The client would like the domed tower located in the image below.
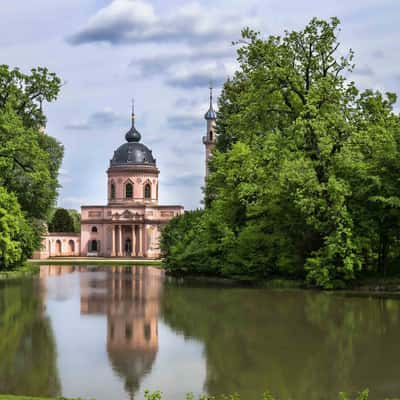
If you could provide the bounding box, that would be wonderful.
[107,103,159,205]
[79,101,183,259]
[202,86,217,178]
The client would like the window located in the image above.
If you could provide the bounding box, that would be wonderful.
[91,226,98,233]
[110,183,116,200]
[125,183,133,199]
[144,183,151,199]
[91,240,98,252]
[209,130,213,141]
[144,323,151,341]
[125,322,132,340]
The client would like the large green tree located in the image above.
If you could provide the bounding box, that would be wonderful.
[0,188,34,270]
[0,65,64,268]
[161,18,400,288]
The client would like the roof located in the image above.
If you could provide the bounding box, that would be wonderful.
[110,108,156,167]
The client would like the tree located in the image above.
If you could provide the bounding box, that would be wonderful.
[67,209,81,233]
[0,65,63,267]
[0,187,35,270]
[48,208,75,233]
[162,18,400,288]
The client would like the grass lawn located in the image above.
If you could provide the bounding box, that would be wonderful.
[0,263,39,281]
[0,396,83,400]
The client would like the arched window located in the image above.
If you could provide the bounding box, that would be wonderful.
[125,183,133,199]
[144,183,151,199]
[91,226,98,233]
[209,130,213,141]
[68,240,75,254]
[56,240,62,256]
[110,183,116,200]
[91,240,98,252]
[125,322,132,340]
[144,323,151,341]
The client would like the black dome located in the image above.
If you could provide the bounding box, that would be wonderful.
[110,107,156,166]
[111,142,156,166]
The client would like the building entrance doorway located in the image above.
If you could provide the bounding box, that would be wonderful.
[125,239,132,256]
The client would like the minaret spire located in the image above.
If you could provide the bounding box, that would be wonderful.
[203,85,217,178]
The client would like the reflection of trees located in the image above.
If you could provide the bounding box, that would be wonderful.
[161,283,400,400]
[0,279,60,397]
[80,266,163,400]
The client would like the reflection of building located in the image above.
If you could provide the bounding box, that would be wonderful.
[80,266,163,399]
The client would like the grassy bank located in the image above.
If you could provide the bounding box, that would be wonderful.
[165,269,400,293]
[0,390,371,400]
[0,396,82,400]
[1,259,162,281]
[27,259,162,267]
[0,263,39,281]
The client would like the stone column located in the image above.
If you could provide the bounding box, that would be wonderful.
[138,225,143,257]
[143,225,147,258]
[118,225,123,257]
[111,225,116,256]
[132,225,136,257]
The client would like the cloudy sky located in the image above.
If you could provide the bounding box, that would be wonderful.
[2,0,399,210]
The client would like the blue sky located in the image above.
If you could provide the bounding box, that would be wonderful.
[2,0,399,210]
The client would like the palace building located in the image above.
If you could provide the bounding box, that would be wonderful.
[34,89,217,259]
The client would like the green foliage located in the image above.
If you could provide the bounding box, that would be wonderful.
[0,392,374,400]
[161,18,400,288]
[48,208,76,233]
[0,188,35,270]
[0,279,61,397]
[67,209,81,233]
[142,391,370,400]
[0,65,63,269]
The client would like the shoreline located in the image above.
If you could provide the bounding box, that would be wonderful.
[3,262,400,294]
[27,258,162,266]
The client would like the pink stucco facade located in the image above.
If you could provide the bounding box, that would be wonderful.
[34,233,81,259]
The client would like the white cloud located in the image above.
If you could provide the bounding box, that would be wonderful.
[3,0,400,212]
[65,108,126,130]
[68,0,261,46]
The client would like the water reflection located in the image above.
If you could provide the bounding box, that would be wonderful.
[40,265,163,400]
[0,277,60,397]
[81,267,162,399]
[3,266,400,400]
[161,283,400,400]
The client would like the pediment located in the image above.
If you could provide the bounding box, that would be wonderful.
[122,210,134,219]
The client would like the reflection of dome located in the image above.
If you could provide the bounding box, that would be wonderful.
[108,348,157,397]
[80,267,163,399]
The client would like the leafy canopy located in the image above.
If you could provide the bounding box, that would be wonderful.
[161,18,400,288]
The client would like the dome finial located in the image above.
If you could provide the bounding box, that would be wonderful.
[131,98,135,126]
[125,99,141,142]
[209,82,213,108]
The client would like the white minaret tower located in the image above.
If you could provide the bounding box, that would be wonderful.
[202,86,217,178]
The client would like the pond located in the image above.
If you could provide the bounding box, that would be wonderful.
[0,265,400,400]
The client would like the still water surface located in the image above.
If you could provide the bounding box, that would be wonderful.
[0,265,400,400]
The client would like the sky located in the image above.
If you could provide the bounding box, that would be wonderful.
[1,0,399,210]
